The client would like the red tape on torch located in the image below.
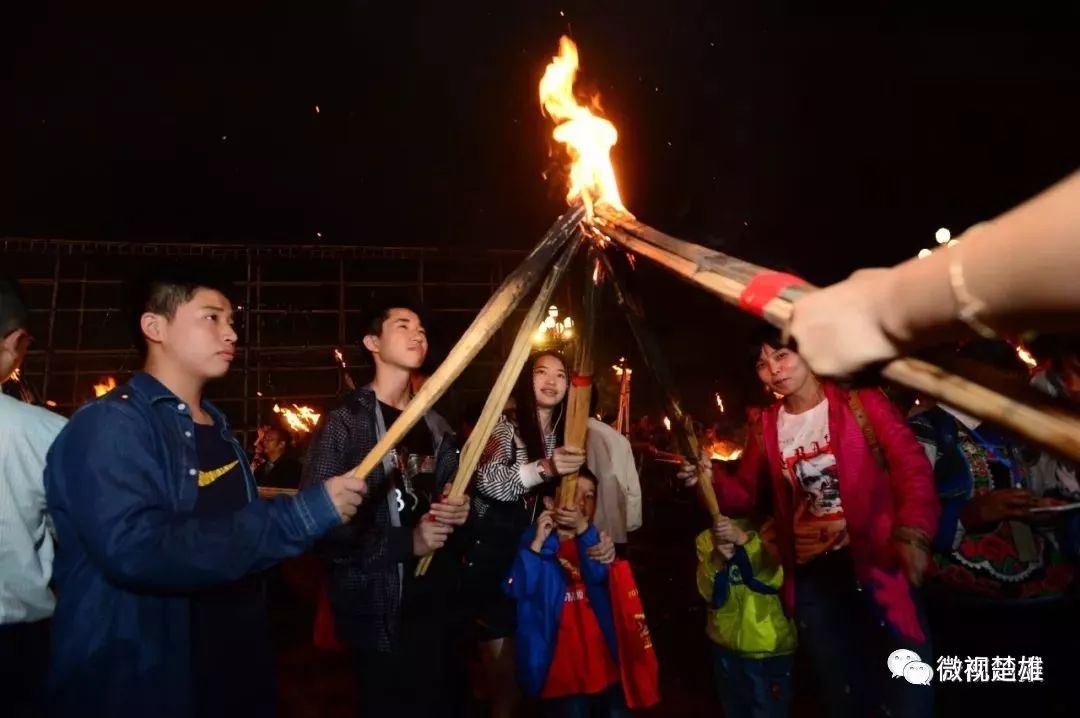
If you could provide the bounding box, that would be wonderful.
[737,272,806,317]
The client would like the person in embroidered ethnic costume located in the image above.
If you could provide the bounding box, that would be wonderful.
[911,340,1078,715]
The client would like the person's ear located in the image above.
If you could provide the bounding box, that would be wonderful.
[362,334,379,355]
[140,312,166,347]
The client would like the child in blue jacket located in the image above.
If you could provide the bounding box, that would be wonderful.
[504,472,630,717]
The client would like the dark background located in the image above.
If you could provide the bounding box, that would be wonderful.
[4,2,1080,418]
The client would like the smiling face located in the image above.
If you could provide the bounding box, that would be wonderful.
[364,308,428,371]
[755,342,813,398]
[532,353,569,409]
[142,288,237,380]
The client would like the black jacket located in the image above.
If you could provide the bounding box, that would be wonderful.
[254,453,303,489]
[301,387,461,652]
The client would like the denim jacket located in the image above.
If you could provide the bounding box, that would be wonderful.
[44,372,341,717]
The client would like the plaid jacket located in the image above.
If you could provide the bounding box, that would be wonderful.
[301,387,458,652]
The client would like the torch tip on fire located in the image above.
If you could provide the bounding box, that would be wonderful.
[540,35,625,219]
[273,403,322,434]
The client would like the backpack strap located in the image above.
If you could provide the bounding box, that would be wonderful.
[846,389,886,471]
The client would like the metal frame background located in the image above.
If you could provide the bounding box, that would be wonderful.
[3,237,536,443]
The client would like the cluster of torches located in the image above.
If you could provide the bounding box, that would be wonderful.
[0,36,1044,456]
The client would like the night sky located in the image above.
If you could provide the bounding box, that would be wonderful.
[5,2,1080,415]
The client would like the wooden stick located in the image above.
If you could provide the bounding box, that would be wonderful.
[415,233,584,576]
[559,253,601,508]
[595,205,1080,462]
[348,206,585,484]
[598,249,721,520]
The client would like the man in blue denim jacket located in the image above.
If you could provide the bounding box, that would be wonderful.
[44,267,367,718]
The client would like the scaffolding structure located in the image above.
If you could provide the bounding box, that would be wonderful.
[2,236,529,442]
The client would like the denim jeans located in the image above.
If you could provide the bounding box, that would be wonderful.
[794,550,934,718]
[541,683,632,718]
[713,648,794,718]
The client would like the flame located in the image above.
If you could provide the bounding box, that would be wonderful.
[333,348,347,368]
[612,360,632,377]
[709,444,744,462]
[273,403,322,434]
[540,36,624,218]
[93,376,118,397]
[702,429,742,461]
[1016,345,1038,370]
[715,393,725,413]
[45,400,58,408]
[663,416,671,432]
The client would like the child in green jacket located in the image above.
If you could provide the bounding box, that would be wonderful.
[696,516,796,718]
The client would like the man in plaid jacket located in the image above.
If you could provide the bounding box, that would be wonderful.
[303,300,470,717]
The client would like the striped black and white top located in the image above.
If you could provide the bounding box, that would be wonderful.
[472,415,557,516]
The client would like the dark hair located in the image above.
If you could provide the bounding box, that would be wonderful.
[126,264,234,357]
[264,425,292,447]
[513,350,569,461]
[0,278,29,338]
[359,297,427,363]
[746,324,787,367]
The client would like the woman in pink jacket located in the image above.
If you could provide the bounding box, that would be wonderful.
[682,329,939,717]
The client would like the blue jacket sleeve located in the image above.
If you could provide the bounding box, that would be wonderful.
[505,531,559,600]
[575,524,610,588]
[48,402,341,593]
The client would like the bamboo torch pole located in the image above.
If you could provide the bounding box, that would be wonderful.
[594,205,1080,462]
[348,206,585,483]
[558,252,601,508]
[597,250,722,520]
[415,233,584,576]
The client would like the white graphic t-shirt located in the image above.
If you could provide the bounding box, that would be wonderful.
[777,399,849,563]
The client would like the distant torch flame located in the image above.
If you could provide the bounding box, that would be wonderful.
[540,36,624,219]
[273,403,321,434]
[663,416,672,432]
[1016,345,1038,370]
[333,348,346,367]
[93,377,118,397]
[708,442,744,462]
[715,393,725,413]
